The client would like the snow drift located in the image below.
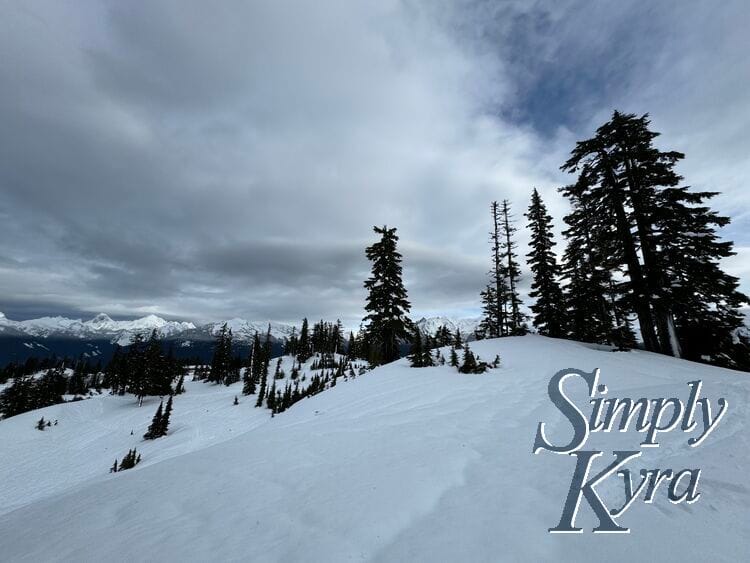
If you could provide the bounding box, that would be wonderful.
[0,336,748,561]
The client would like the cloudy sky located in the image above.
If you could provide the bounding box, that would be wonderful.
[1,0,748,327]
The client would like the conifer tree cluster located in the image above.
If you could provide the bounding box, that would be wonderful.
[143,396,173,439]
[479,201,527,338]
[408,330,435,368]
[362,226,413,365]
[112,448,141,472]
[0,367,68,419]
[104,330,182,404]
[556,111,749,368]
[208,324,239,385]
[454,343,494,374]
[36,416,53,430]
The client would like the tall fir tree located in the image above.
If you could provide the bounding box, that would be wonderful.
[480,201,507,338]
[208,324,232,384]
[525,188,566,337]
[143,400,164,440]
[561,111,748,367]
[298,318,311,362]
[500,200,526,334]
[362,226,412,365]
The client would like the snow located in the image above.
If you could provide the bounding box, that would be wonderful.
[416,315,482,336]
[206,318,297,341]
[0,312,299,344]
[0,312,195,341]
[0,336,748,561]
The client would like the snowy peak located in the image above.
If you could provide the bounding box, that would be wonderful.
[0,313,196,342]
[206,318,296,341]
[416,316,482,337]
[0,312,294,345]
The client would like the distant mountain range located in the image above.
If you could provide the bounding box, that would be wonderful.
[0,312,480,364]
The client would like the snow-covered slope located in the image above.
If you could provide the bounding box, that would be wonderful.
[0,336,748,561]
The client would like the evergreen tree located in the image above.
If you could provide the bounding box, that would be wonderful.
[478,284,501,339]
[255,361,268,408]
[458,345,478,374]
[561,110,749,366]
[0,377,35,418]
[409,330,424,368]
[298,318,311,362]
[174,374,185,395]
[480,201,508,338]
[159,395,173,437]
[67,361,88,396]
[143,329,173,396]
[126,332,147,405]
[500,200,526,334]
[143,400,164,440]
[525,188,566,337]
[449,346,459,368]
[362,226,413,365]
[208,324,232,384]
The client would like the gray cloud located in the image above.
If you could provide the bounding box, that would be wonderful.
[1,0,748,327]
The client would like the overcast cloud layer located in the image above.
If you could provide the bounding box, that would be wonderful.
[1,0,748,327]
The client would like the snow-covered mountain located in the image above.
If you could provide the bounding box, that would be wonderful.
[2,335,747,561]
[0,312,195,342]
[203,318,297,341]
[0,312,299,345]
[415,315,482,337]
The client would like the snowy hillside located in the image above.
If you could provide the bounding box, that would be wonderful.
[1,336,748,561]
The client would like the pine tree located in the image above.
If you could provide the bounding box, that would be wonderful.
[561,111,749,366]
[143,400,164,440]
[458,344,479,374]
[525,188,566,337]
[500,200,526,334]
[126,332,148,405]
[559,190,621,345]
[478,284,500,339]
[409,330,424,367]
[67,361,88,396]
[449,346,459,368]
[267,380,277,412]
[255,362,268,408]
[208,324,232,384]
[481,201,508,338]
[298,318,311,362]
[174,374,185,395]
[362,226,413,365]
[159,395,173,437]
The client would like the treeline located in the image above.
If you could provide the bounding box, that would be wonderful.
[0,358,107,419]
[0,329,189,419]
[203,319,367,416]
[477,112,750,369]
[356,112,749,372]
[104,330,185,404]
[520,111,748,370]
[0,355,102,386]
